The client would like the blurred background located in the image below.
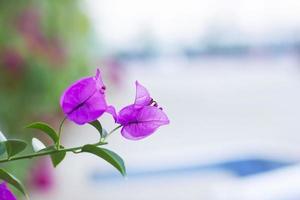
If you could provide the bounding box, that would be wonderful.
[1,0,300,199]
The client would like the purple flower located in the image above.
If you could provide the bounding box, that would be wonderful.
[29,158,54,192]
[60,69,116,125]
[0,182,17,200]
[1,49,24,73]
[117,81,169,140]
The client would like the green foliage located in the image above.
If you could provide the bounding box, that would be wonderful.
[0,118,127,199]
[0,168,28,199]
[0,0,91,137]
[89,120,103,138]
[0,143,5,156]
[4,140,27,158]
[0,1,92,194]
[50,150,66,168]
[26,122,58,144]
[82,144,126,176]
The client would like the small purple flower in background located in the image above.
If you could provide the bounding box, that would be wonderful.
[0,182,17,200]
[60,69,116,125]
[15,7,67,66]
[1,49,24,73]
[117,81,169,140]
[29,158,54,192]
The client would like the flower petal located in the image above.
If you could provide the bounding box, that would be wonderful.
[60,77,96,114]
[0,182,17,200]
[121,106,169,140]
[60,69,108,124]
[117,104,140,125]
[94,68,105,92]
[134,81,152,107]
[106,105,118,122]
[66,92,107,125]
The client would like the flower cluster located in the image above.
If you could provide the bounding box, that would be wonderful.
[0,68,169,199]
[60,69,170,140]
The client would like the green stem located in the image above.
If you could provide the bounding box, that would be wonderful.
[57,116,67,149]
[105,125,122,139]
[0,123,121,164]
[0,141,107,164]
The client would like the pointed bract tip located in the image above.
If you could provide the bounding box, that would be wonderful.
[106,105,118,122]
[134,80,152,107]
[95,68,100,80]
[135,81,145,89]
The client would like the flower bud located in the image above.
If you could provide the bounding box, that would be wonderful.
[0,131,7,142]
[32,138,46,152]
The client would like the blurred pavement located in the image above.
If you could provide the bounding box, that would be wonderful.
[31,55,300,200]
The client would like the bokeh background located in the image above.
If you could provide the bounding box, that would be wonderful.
[1,0,300,199]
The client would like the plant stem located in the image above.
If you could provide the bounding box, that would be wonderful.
[0,124,121,164]
[0,141,107,164]
[105,125,122,139]
[57,116,67,149]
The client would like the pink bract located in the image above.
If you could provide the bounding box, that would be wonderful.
[0,182,17,200]
[117,81,169,140]
[60,69,115,124]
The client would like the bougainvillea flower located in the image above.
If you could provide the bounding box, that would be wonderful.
[60,69,115,124]
[0,182,17,200]
[117,81,169,140]
[29,158,54,192]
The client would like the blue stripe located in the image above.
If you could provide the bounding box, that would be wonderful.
[90,158,294,182]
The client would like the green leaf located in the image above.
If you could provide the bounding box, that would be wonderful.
[39,146,66,167]
[0,168,29,199]
[5,140,27,158]
[0,143,6,156]
[82,145,126,176]
[50,150,66,167]
[89,120,103,137]
[26,122,58,144]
